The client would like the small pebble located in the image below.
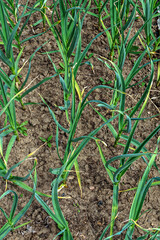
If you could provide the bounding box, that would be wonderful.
[98,200,103,206]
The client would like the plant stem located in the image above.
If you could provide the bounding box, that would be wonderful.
[19,97,25,110]
[64,59,70,122]
[14,130,19,141]
[125,224,134,240]
[110,183,119,239]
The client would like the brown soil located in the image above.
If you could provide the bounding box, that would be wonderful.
[0,1,160,240]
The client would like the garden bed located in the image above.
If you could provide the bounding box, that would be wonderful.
[0,0,160,239]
